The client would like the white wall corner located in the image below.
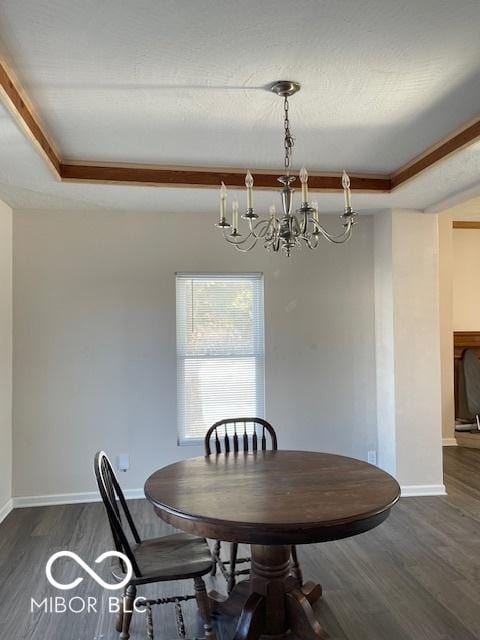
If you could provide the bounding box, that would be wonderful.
[373,210,397,476]
[0,497,14,524]
[438,213,455,441]
[0,199,13,520]
[392,210,444,489]
[374,210,444,490]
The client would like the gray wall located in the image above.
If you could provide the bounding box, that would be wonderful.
[0,199,12,513]
[12,209,377,498]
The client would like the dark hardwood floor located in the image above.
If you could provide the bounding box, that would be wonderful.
[1,447,479,639]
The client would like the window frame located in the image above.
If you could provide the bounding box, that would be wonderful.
[176,272,265,446]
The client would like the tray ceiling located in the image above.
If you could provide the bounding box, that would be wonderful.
[0,0,480,212]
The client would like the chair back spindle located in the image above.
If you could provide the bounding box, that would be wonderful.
[233,424,239,453]
[204,418,278,456]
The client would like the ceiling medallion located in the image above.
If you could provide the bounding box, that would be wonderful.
[216,81,358,257]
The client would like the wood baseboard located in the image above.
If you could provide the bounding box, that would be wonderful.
[400,484,447,497]
[455,431,480,449]
[12,488,144,508]
[442,438,458,447]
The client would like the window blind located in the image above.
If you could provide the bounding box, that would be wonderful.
[176,273,265,444]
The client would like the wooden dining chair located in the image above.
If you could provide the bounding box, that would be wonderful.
[203,418,303,593]
[94,451,216,640]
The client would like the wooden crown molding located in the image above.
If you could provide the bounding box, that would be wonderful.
[1,57,480,192]
[452,221,480,229]
[0,60,60,177]
[391,117,480,189]
[60,162,390,191]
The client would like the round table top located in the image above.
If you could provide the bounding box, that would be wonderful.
[144,450,400,545]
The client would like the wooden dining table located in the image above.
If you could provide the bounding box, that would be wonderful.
[144,450,400,640]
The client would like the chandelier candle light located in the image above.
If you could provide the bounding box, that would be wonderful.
[216,81,358,257]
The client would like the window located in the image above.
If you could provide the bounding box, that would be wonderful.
[176,273,265,444]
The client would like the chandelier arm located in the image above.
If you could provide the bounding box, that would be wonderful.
[264,220,281,245]
[312,218,354,244]
[222,221,277,251]
[300,228,314,247]
[292,214,302,236]
[222,227,256,246]
[325,225,353,244]
[318,224,352,244]
[248,217,274,239]
[265,234,280,250]
[233,237,260,252]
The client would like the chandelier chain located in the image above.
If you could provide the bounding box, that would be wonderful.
[283,96,294,171]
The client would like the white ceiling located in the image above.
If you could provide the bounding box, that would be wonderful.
[0,0,480,213]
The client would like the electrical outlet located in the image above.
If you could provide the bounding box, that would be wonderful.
[367,450,377,466]
[117,453,129,472]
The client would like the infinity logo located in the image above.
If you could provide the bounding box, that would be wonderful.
[46,551,133,591]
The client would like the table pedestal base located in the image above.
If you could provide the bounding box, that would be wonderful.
[210,545,327,640]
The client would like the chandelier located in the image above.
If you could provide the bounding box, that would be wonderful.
[216,81,358,257]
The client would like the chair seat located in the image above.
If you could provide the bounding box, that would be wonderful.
[131,532,213,585]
